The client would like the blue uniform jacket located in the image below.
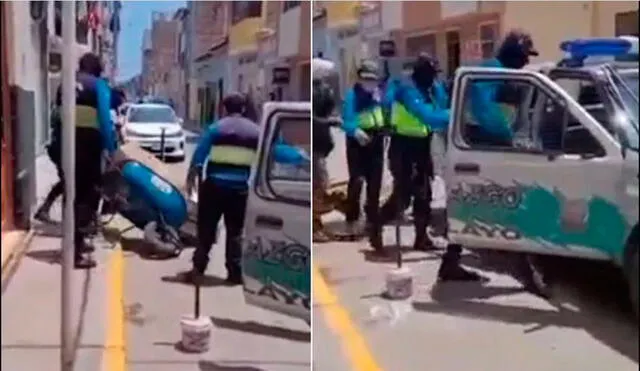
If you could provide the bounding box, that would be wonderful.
[52,74,117,155]
[341,85,384,138]
[95,78,117,154]
[190,123,307,190]
[382,78,451,133]
[467,58,514,141]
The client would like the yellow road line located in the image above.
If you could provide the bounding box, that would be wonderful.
[104,245,126,371]
[313,265,383,371]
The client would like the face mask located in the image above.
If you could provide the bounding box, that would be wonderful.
[360,81,377,93]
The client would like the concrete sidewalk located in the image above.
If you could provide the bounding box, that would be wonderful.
[1,235,119,371]
[1,155,122,371]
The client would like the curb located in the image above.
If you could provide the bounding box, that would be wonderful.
[1,229,36,293]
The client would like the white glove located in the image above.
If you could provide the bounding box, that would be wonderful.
[354,128,371,146]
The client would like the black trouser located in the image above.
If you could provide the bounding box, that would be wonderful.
[345,132,384,230]
[74,130,103,260]
[39,146,65,210]
[193,178,247,275]
[380,134,433,243]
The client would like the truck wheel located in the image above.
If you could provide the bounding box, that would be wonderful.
[629,248,639,321]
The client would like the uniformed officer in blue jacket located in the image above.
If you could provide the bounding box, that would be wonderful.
[342,60,386,251]
[466,30,539,145]
[435,30,541,283]
[185,93,308,284]
[43,53,117,268]
[379,53,449,251]
[36,85,125,224]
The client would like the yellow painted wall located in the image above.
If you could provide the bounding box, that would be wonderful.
[229,2,266,55]
[325,1,359,28]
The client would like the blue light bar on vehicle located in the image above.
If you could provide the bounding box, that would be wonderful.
[558,38,635,67]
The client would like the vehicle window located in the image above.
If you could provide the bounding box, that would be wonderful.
[537,96,606,156]
[461,79,546,151]
[460,78,605,157]
[553,76,615,134]
[612,69,639,126]
[268,117,311,186]
[127,106,176,123]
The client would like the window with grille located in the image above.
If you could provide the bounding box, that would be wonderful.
[231,1,262,25]
[405,33,437,58]
[479,23,498,59]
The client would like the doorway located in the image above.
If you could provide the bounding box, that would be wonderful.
[446,30,461,78]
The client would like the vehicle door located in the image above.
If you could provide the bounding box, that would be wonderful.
[242,102,311,323]
[446,67,626,260]
[549,67,639,250]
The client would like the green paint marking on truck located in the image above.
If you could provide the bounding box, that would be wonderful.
[243,258,310,296]
[450,182,631,255]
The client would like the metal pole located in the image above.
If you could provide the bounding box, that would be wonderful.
[160,128,166,162]
[60,2,76,370]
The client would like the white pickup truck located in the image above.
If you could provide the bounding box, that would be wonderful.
[443,50,639,316]
[241,102,312,324]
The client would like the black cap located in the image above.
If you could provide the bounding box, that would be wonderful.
[78,53,103,77]
[357,60,379,81]
[222,92,247,114]
[414,52,441,73]
[505,29,539,57]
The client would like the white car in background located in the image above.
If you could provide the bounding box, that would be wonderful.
[122,103,186,161]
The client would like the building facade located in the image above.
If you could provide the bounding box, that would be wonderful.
[185,1,229,125]
[1,0,121,244]
[394,1,639,78]
[314,1,361,92]
[147,12,180,97]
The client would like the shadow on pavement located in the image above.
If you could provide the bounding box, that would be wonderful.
[161,271,231,288]
[25,249,62,265]
[209,316,310,343]
[33,221,63,238]
[359,248,438,264]
[413,252,639,363]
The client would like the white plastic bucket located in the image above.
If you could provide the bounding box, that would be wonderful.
[385,266,413,300]
[180,315,212,353]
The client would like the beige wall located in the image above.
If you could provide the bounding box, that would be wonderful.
[503,1,639,63]
[592,1,639,37]
[503,1,593,62]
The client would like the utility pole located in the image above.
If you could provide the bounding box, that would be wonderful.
[60,2,76,370]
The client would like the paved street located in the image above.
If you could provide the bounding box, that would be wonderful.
[313,130,639,371]
[1,134,310,371]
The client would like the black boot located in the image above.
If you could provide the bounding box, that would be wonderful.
[74,253,97,269]
[516,255,550,299]
[368,226,384,253]
[34,204,53,223]
[413,219,436,251]
[225,269,243,285]
[413,234,436,251]
[437,245,481,281]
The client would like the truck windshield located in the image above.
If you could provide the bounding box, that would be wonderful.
[609,67,639,150]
